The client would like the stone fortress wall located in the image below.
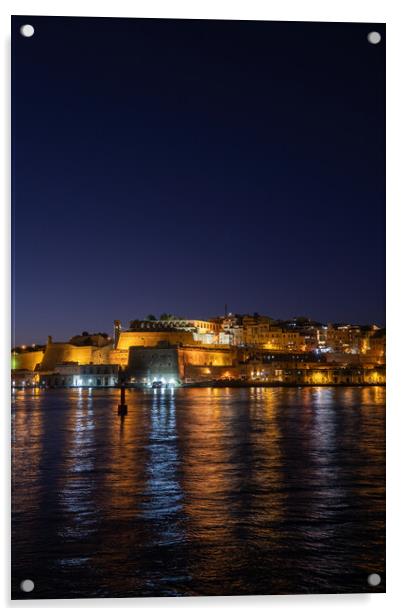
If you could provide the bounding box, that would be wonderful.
[40,342,95,371]
[12,350,44,371]
[116,330,194,350]
[128,345,237,383]
[178,346,235,368]
[91,346,129,367]
[13,329,202,373]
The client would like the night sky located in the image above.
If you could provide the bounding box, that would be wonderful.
[12,17,385,345]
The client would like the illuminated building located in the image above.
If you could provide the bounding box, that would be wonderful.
[112,319,220,350]
[366,328,386,363]
[11,314,386,387]
[215,314,244,346]
[40,363,119,388]
[324,323,380,354]
[11,370,38,388]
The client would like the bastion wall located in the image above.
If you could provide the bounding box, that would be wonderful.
[117,330,194,350]
[12,350,45,371]
[40,343,95,371]
[127,345,237,381]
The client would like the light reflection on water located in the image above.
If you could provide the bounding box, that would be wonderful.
[12,387,385,598]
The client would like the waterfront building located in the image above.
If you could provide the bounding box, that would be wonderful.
[11,369,38,388]
[40,363,119,388]
[243,361,385,385]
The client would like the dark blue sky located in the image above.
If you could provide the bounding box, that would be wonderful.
[12,16,385,345]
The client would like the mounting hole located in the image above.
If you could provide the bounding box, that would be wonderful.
[367,31,381,45]
[20,24,35,38]
[367,573,381,587]
[20,579,34,592]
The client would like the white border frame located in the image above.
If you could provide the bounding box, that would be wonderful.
[2,1,401,614]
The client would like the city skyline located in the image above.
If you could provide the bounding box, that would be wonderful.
[11,309,386,388]
[12,17,385,345]
[12,308,385,348]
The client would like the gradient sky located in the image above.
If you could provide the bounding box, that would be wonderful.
[12,16,385,345]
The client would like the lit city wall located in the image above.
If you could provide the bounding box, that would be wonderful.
[91,346,128,367]
[40,343,95,371]
[179,347,235,367]
[128,346,237,382]
[12,350,44,371]
[117,330,194,350]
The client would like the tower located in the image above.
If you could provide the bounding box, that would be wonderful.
[113,320,121,349]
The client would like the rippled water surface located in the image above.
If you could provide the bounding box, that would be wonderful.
[12,387,385,598]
